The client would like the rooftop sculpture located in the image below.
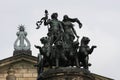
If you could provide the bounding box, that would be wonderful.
[35,10,97,80]
[13,25,32,56]
[14,25,31,51]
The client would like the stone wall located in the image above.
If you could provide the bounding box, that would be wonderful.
[14,68,37,80]
[0,60,37,80]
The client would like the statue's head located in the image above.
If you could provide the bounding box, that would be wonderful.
[18,25,25,31]
[51,13,58,19]
[63,15,69,21]
[81,37,90,45]
[40,37,48,44]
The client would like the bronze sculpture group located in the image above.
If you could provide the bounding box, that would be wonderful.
[35,10,97,77]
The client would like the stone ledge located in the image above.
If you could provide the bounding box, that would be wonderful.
[17,78,36,80]
[23,73,33,77]
[13,50,32,56]
[39,67,95,80]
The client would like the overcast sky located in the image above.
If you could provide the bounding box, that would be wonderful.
[0,0,120,79]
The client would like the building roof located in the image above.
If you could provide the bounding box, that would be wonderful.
[0,54,37,68]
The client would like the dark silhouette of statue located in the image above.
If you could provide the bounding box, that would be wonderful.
[35,10,97,78]
[36,10,64,58]
[34,37,52,76]
[53,40,68,67]
[61,15,82,67]
[62,15,82,43]
[36,10,48,29]
[78,37,97,69]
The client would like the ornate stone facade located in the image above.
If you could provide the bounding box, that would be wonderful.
[40,67,95,80]
[0,54,37,80]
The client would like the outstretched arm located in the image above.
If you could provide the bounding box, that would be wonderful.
[44,19,51,26]
[36,10,49,29]
[34,45,43,54]
[71,26,79,39]
[69,18,82,28]
[88,45,97,54]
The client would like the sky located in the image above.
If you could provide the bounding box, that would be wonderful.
[0,0,120,79]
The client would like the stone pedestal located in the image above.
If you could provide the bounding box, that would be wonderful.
[39,67,95,80]
[13,50,32,56]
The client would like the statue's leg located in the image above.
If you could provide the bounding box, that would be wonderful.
[56,58,59,68]
[75,55,80,67]
[46,44,51,57]
[61,51,67,61]
[47,36,53,57]
[84,56,89,70]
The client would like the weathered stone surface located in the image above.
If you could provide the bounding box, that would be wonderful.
[0,54,37,80]
[39,67,95,80]
[13,50,32,56]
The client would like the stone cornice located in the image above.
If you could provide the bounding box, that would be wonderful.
[0,54,37,67]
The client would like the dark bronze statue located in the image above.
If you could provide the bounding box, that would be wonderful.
[36,10,64,58]
[36,10,48,29]
[78,37,97,69]
[62,15,82,43]
[61,15,82,67]
[53,40,68,67]
[35,10,97,79]
[34,37,52,74]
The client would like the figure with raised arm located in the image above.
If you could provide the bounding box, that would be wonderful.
[36,10,64,57]
[78,37,97,70]
[62,15,82,43]
[14,25,31,51]
[62,15,82,66]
